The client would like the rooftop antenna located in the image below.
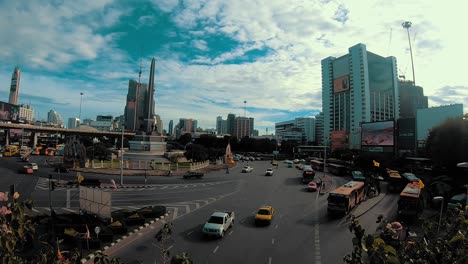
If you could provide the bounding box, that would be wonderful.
[402,21,416,86]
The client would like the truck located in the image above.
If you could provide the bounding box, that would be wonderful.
[202,211,235,238]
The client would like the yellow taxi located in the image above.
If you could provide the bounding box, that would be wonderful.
[255,206,275,225]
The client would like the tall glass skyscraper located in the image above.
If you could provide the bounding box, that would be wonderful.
[322,43,399,150]
[9,66,21,105]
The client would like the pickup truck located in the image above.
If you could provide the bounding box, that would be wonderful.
[202,211,235,238]
[183,171,204,179]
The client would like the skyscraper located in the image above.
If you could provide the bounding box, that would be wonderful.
[315,112,324,146]
[227,113,236,136]
[124,80,148,131]
[235,117,254,139]
[322,43,399,150]
[47,110,63,125]
[399,80,428,118]
[168,120,174,135]
[216,116,223,134]
[9,66,21,105]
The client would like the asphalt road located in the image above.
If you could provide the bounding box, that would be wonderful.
[0,157,400,264]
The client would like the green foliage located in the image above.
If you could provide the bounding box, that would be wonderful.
[344,209,468,264]
[178,133,192,146]
[94,251,121,264]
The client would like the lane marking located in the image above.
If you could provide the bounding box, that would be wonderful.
[268,257,272,264]
[187,231,194,236]
[167,244,174,251]
[271,238,275,244]
[128,206,140,210]
[32,208,40,213]
[213,245,219,254]
[228,230,233,236]
[172,207,179,220]
[274,225,278,229]
[62,208,77,213]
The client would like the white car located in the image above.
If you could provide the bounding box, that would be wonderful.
[265,168,273,176]
[242,166,253,173]
[28,163,38,171]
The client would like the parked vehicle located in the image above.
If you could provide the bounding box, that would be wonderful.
[18,165,33,174]
[397,182,423,218]
[183,171,204,179]
[310,160,324,171]
[265,168,273,176]
[4,145,19,157]
[28,163,39,171]
[242,166,253,173]
[202,211,235,238]
[255,206,275,225]
[307,181,317,192]
[447,193,467,210]
[271,160,278,166]
[328,181,366,215]
[352,171,366,182]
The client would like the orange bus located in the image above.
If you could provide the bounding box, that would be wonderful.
[310,160,324,171]
[397,182,423,218]
[328,181,366,215]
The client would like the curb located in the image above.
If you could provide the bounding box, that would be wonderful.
[354,192,387,218]
[56,184,163,189]
[79,212,170,264]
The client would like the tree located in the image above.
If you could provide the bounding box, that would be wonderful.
[178,133,192,146]
[344,209,468,264]
[426,119,468,173]
[154,222,192,264]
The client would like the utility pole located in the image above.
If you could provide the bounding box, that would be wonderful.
[79,92,84,123]
[120,125,125,185]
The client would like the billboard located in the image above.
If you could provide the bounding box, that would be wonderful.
[333,75,349,94]
[331,130,348,151]
[361,121,395,146]
[0,101,19,122]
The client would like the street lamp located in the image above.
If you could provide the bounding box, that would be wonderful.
[120,125,124,185]
[433,196,444,235]
[79,92,84,122]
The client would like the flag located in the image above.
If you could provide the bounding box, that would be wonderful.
[85,225,91,239]
[373,160,380,168]
[77,173,84,184]
[57,239,63,262]
[418,179,425,189]
[110,179,117,190]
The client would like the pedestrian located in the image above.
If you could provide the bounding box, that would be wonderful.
[376,180,381,195]
[226,167,230,174]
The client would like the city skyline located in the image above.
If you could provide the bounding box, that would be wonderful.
[0,1,467,135]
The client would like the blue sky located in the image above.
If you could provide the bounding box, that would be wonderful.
[0,0,467,134]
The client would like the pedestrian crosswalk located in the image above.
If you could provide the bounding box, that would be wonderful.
[34,177,67,191]
[28,193,233,219]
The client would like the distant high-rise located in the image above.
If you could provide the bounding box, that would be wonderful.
[216,116,223,134]
[47,110,63,125]
[124,80,148,131]
[168,120,174,135]
[19,104,34,122]
[275,117,316,144]
[399,80,428,118]
[315,112,324,145]
[227,113,236,136]
[322,43,399,149]
[235,117,254,139]
[9,66,21,105]
[68,117,80,129]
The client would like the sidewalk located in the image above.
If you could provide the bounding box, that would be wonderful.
[353,192,387,218]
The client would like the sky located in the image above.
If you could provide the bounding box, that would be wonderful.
[0,0,467,134]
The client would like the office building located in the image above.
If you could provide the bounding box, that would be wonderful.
[168,120,173,135]
[82,118,94,126]
[68,117,80,129]
[315,112,324,146]
[47,110,63,126]
[19,104,34,122]
[9,66,21,105]
[215,116,228,135]
[113,115,124,130]
[235,117,254,139]
[399,80,428,118]
[227,113,236,136]
[322,43,399,150]
[178,118,197,134]
[416,104,464,144]
[155,115,163,134]
[96,115,113,122]
[124,80,148,131]
[90,120,113,131]
[275,117,315,143]
[253,129,259,137]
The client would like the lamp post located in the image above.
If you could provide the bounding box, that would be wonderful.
[120,125,124,185]
[79,92,84,122]
[433,196,444,235]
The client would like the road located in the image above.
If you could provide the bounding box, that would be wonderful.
[0,157,399,264]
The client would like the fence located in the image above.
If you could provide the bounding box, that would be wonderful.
[85,159,210,171]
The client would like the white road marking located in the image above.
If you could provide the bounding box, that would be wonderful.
[112,207,123,210]
[128,206,140,210]
[172,207,179,220]
[187,231,194,236]
[213,245,219,254]
[268,257,272,264]
[62,208,77,213]
[274,225,278,229]
[228,230,233,236]
[32,208,40,213]
[271,238,275,244]
[167,244,174,251]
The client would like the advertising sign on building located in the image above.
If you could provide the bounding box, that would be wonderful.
[333,75,350,93]
[361,121,395,146]
[330,130,348,151]
[0,101,20,122]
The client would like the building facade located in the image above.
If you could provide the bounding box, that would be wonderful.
[322,43,399,150]
[227,113,236,136]
[168,120,173,135]
[177,118,197,138]
[416,104,464,144]
[47,110,63,126]
[9,66,21,105]
[399,80,428,118]
[67,117,80,129]
[235,117,254,139]
[19,104,34,122]
[275,117,316,143]
[124,80,148,131]
[315,112,324,146]
[90,120,113,131]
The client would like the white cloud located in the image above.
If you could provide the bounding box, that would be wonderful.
[151,0,180,12]
[191,40,209,51]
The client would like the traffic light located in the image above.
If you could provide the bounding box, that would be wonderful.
[9,184,15,197]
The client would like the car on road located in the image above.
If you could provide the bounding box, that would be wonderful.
[307,181,317,192]
[18,165,33,174]
[293,159,300,164]
[202,211,235,238]
[255,206,275,225]
[183,171,204,179]
[302,167,316,183]
[28,163,38,171]
[265,168,273,176]
[242,166,253,173]
[271,160,278,166]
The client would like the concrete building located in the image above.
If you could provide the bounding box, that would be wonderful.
[227,113,236,136]
[82,119,94,126]
[275,117,315,143]
[235,117,254,139]
[47,110,63,126]
[96,115,113,122]
[322,43,399,150]
[168,120,173,135]
[124,80,148,131]
[315,112,324,145]
[68,117,80,129]
[113,115,124,130]
[176,118,197,138]
[9,66,21,105]
[253,129,259,137]
[416,104,464,144]
[399,80,428,118]
[19,104,34,122]
[216,116,228,135]
[155,114,163,134]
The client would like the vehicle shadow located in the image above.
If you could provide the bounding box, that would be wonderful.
[178,224,222,243]
[283,177,302,186]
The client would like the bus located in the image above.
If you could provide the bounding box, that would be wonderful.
[397,182,423,218]
[328,181,366,215]
[386,169,404,192]
[4,145,19,157]
[310,160,324,171]
[328,163,347,176]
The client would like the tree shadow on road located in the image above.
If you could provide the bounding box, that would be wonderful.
[283,177,302,185]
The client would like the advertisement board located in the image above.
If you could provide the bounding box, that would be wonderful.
[333,75,350,94]
[331,130,348,151]
[0,101,19,122]
[361,121,395,146]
